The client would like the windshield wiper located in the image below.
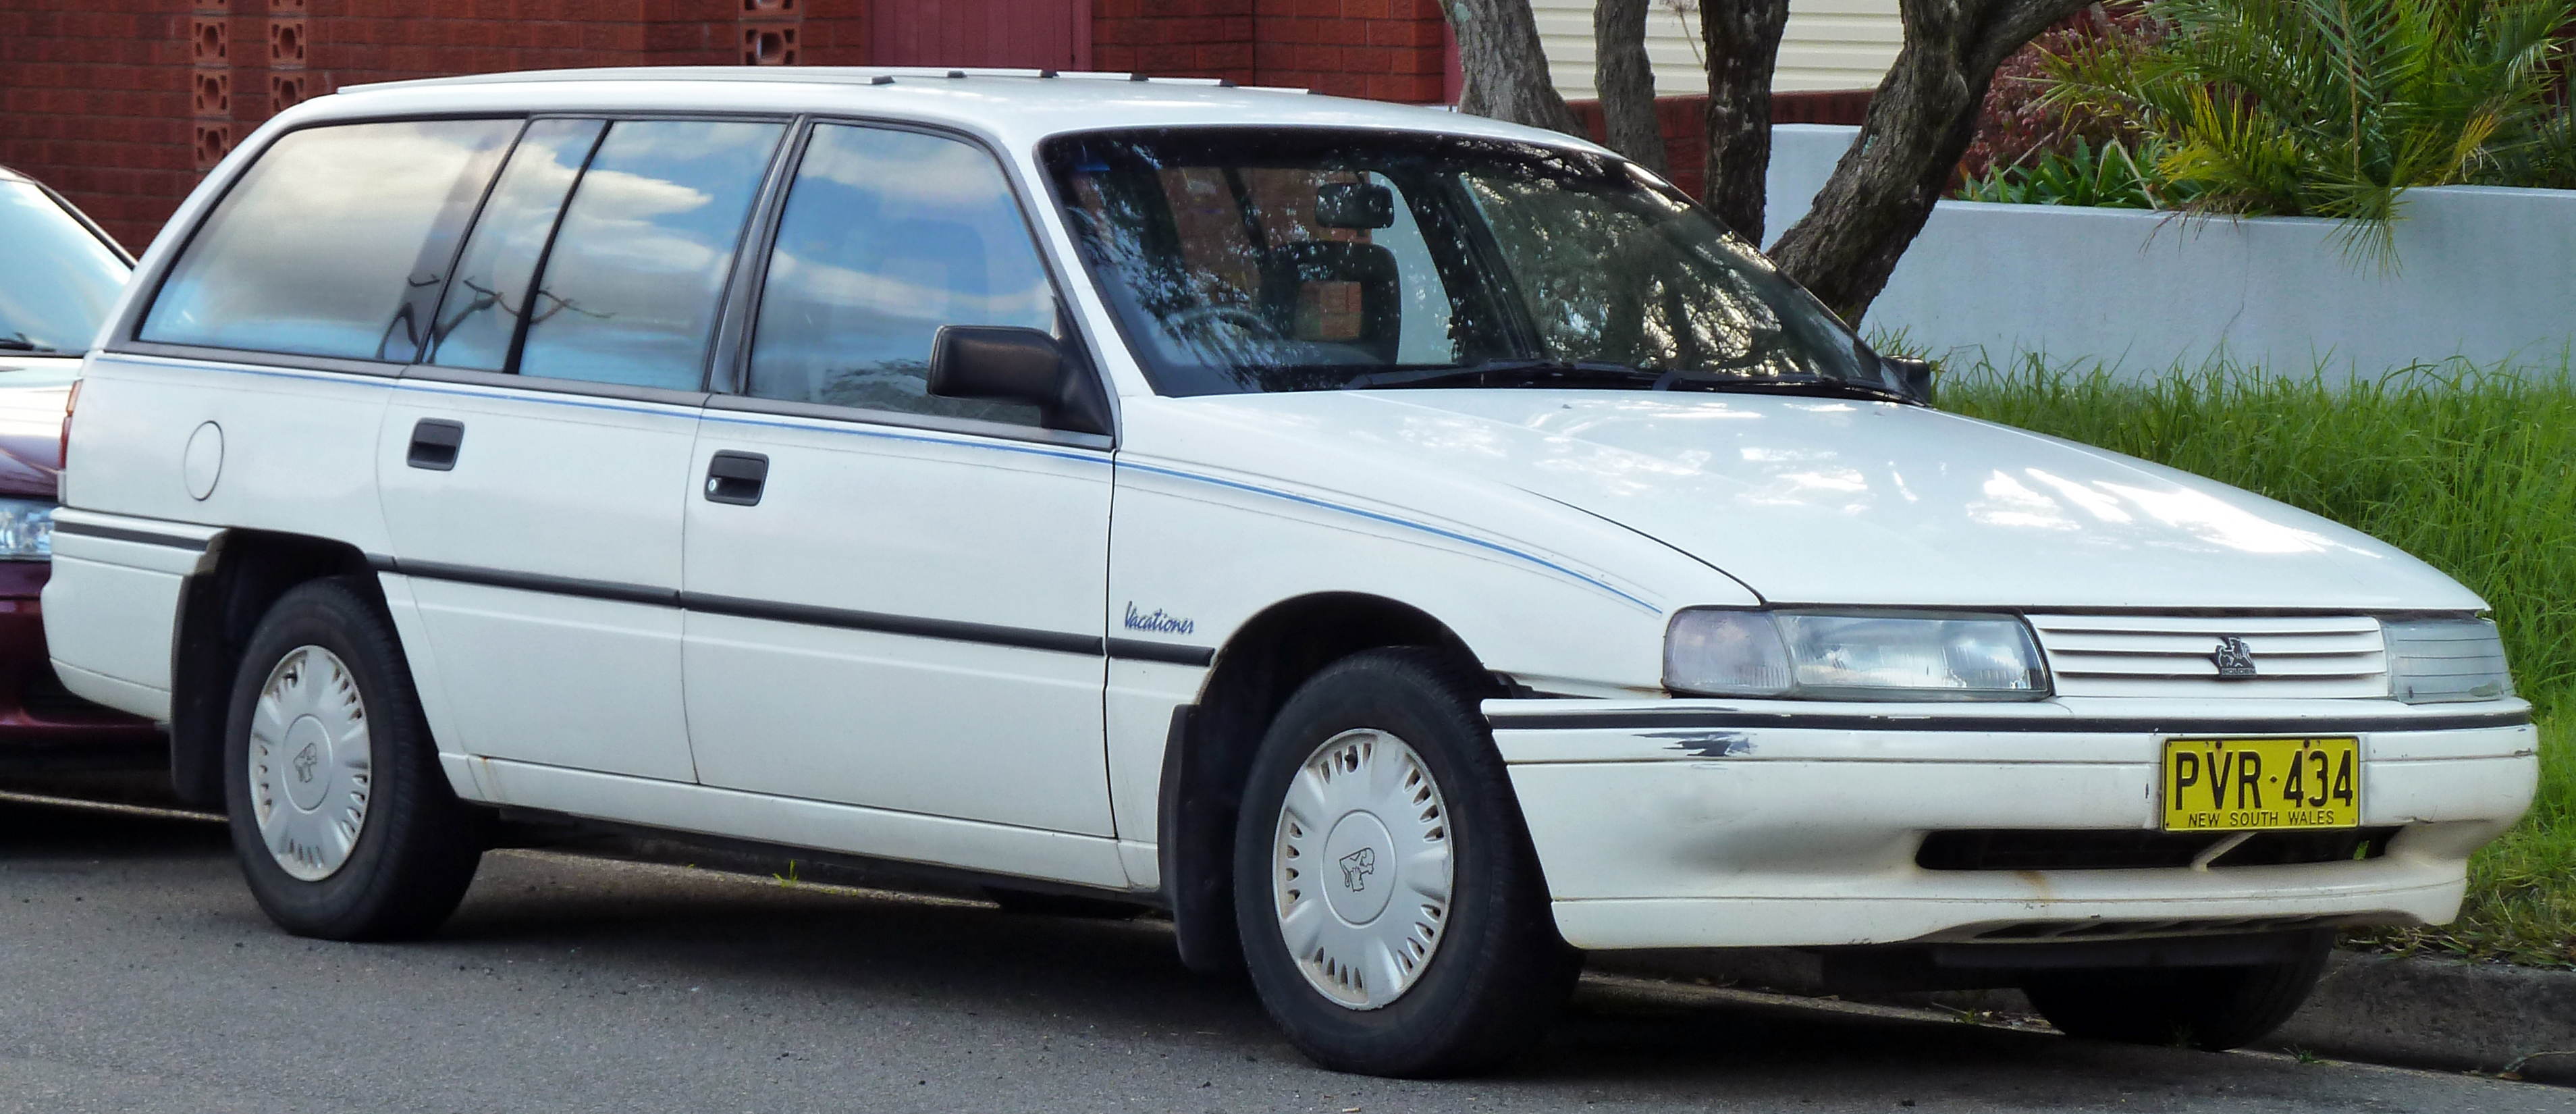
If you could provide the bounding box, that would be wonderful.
[1343,360,1670,391]
[0,334,59,353]
[1343,359,1915,402]
[1675,375,1915,404]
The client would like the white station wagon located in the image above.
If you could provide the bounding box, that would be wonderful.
[46,68,2536,1076]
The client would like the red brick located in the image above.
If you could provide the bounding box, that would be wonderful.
[1313,18,1365,45]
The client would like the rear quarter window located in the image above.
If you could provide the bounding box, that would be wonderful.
[140,117,518,362]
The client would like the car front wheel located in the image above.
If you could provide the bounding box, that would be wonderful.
[1232,647,1577,1078]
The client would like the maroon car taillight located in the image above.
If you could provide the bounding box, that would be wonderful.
[59,378,77,477]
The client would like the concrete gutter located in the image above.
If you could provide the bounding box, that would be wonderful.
[1596,948,2576,1084]
[2278,951,2576,1082]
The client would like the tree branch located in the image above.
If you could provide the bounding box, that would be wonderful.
[1445,0,1586,136]
[1765,0,2096,321]
[1596,0,1673,173]
[1700,0,1792,241]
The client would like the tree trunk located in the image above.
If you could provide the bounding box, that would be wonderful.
[1445,0,1587,136]
[1765,0,2092,321]
[1700,0,1791,242]
[1594,0,1670,174]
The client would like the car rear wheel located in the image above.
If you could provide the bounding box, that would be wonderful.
[2020,930,2335,1050]
[224,577,486,940]
[1232,647,1577,1078]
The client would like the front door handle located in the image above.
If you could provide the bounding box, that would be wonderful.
[407,419,464,471]
[704,451,770,506]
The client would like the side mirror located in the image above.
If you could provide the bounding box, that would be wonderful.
[928,325,1115,436]
[1881,355,1935,404]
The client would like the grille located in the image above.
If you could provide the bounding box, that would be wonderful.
[2027,614,2388,698]
[1916,828,2394,872]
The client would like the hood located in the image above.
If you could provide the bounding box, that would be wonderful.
[0,358,76,500]
[1148,390,2483,612]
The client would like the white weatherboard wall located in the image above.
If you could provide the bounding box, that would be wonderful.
[1530,0,1901,99]
[1763,124,2576,377]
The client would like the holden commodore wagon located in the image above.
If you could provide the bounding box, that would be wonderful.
[44,68,2535,1076]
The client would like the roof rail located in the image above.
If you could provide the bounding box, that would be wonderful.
[343,66,1312,96]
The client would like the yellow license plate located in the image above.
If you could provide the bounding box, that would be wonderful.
[2161,737,2361,831]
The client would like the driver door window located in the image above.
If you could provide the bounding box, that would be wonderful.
[745,124,1058,425]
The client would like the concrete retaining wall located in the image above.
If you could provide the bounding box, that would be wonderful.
[1759,124,2576,379]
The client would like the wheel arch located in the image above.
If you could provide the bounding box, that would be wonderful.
[167,529,377,806]
[1158,591,1495,974]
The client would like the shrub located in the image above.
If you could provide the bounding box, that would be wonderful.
[1959,7,2147,181]
[1956,134,2197,206]
[2036,0,2576,260]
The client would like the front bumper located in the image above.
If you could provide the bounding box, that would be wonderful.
[1488,697,2538,951]
[0,562,163,769]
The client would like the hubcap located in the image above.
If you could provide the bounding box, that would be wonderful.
[1272,728,1454,1010]
[248,645,373,882]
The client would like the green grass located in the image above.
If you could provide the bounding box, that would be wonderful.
[1933,353,2576,966]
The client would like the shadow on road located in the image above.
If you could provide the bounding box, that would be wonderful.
[0,793,2525,1113]
[422,849,2178,1092]
[0,790,228,859]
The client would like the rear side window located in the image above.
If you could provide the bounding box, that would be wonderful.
[424,119,606,372]
[744,124,1058,424]
[512,120,784,391]
[141,118,518,361]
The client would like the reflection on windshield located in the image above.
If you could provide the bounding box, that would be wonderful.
[0,180,128,354]
[1044,128,1902,398]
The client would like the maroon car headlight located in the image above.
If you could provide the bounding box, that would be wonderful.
[0,499,54,560]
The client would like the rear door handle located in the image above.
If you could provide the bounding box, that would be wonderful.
[704,451,770,506]
[407,419,464,471]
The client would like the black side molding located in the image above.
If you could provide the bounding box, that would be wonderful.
[1485,707,2535,735]
[684,591,1102,656]
[372,556,680,608]
[51,519,213,552]
[1107,638,1216,666]
[369,556,1225,662]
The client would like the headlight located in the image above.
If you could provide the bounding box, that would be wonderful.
[0,499,52,560]
[2386,617,2514,703]
[1665,608,2049,701]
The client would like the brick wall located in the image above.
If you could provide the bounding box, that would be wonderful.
[1088,0,1447,99]
[1090,0,1254,78]
[1,0,869,251]
[0,1,198,250]
[1253,0,1447,101]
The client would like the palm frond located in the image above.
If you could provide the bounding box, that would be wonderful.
[2020,0,2576,262]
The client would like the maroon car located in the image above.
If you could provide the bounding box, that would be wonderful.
[0,165,163,770]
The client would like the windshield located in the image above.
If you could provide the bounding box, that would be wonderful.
[0,179,128,354]
[1043,128,1902,398]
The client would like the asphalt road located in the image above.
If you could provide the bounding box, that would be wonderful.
[0,793,2566,1114]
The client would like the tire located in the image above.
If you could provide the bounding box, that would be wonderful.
[223,577,487,940]
[2020,930,2335,1051]
[1232,647,1578,1078]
